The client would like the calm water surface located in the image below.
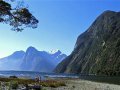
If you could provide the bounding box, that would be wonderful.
[0,71,120,85]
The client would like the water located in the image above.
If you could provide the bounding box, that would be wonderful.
[0,71,120,85]
[79,75,120,85]
[0,71,79,80]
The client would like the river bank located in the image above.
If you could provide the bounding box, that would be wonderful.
[0,75,120,90]
[43,79,120,90]
[0,77,65,90]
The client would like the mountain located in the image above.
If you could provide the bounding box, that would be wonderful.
[55,10,120,76]
[0,51,25,70]
[50,50,67,64]
[0,47,67,72]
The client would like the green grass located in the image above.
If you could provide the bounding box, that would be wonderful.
[0,77,66,88]
[40,80,66,88]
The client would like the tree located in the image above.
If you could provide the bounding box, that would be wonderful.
[0,0,38,31]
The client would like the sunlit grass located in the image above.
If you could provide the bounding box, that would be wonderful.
[0,77,66,88]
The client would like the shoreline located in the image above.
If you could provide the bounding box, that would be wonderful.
[44,79,120,90]
[0,75,120,90]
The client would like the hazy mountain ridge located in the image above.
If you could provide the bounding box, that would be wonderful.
[55,10,120,76]
[0,47,67,72]
[0,51,25,70]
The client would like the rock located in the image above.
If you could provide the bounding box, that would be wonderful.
[55,10,120,76]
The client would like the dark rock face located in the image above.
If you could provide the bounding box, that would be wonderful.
[55,11,120,76]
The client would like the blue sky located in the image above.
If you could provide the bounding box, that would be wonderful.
[0,0,120,58]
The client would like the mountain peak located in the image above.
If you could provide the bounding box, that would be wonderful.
[9,50,25,59]
[26,46,38,52]
[55,10,120,75]
[12,50,25,55]
[100,10,119,18]
[49,49,61,54]
[102,10,116,14]
[0,46,67,72]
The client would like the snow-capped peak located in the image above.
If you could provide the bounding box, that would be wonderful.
[49,49,61,54]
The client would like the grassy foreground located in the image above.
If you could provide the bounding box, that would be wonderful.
[0,77,66,89]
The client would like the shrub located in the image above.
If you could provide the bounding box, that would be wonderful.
[11,81,18,89]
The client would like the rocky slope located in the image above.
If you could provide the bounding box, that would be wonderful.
[55,10,120,76]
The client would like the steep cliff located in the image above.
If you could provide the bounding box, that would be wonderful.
[55,11,120,76]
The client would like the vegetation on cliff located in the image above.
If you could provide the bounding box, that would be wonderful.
[55,11,120,76]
